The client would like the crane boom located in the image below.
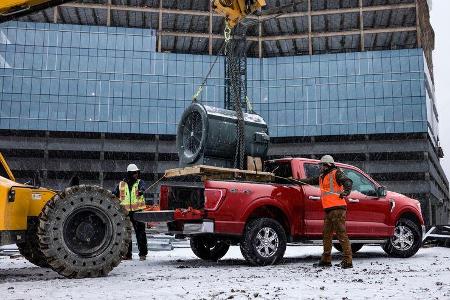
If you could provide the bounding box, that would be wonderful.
[0,0,73,23]
[1,0,266,28]
[212,0,266,28]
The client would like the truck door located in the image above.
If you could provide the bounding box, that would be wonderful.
[302,163,324,237]
[341,168,392,237]
[269,161,304,236]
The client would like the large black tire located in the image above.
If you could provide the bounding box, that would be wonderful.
[382,218,422,258]
[333,243,364,254]
[190,235,230,261]
[240,218,287,266]
[16,218,49,268]
[38,185,131,278]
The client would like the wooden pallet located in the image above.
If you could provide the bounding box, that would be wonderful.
[164,165,274,182]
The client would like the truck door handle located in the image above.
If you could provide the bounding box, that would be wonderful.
[308,196,320,201]
[348,198,359,203]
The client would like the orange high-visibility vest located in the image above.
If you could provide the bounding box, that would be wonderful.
[319,169,347,209]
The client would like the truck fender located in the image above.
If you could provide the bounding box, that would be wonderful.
[240,197,292,231]
[391,206,424,226]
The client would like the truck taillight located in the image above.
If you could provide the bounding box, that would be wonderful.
[159,185,169,210]
[204,188,226,210]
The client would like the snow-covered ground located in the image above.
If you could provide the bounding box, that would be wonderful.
[1,245,449,300]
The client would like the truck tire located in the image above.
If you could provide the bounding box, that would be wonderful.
[382,218,422,258]
[240,218,287,266]
[333,243,364,254]
[190,235,230,261]
[38,185,131,278]
[16,218,49,268]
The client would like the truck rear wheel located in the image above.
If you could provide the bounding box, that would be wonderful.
[190,235,230,261]
[240,218,287,266]
[16,218,49,268]
[382,218,422,258]
[38,185,131,278]
[333,243,364,254]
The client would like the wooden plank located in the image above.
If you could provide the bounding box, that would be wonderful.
[164,165,274,182]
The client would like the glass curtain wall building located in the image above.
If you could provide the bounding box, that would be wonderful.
[0,0,448,225]
[0,22,430,138]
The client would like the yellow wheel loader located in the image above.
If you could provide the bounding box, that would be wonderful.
[0,152,131,278]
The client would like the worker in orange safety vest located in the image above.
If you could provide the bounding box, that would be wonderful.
[302,155,354,269]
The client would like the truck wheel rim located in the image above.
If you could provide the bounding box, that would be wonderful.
[254,227,279,258]
[391,224,414,251]
[63,206,113,257]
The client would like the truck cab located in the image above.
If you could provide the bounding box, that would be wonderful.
[136,158,425,266]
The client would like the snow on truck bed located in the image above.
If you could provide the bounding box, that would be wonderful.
[1,245,449,300]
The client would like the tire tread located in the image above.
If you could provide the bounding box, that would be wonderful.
[37,185,131,278]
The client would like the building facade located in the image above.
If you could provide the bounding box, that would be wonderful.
[0,0,448,224]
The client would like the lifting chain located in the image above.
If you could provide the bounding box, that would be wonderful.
[224,23,246,170]
[191,21,248,170]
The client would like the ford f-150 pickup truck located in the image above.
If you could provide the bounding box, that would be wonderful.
[136,158,424,266]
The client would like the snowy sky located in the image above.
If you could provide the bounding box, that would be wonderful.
[430,1,450,178]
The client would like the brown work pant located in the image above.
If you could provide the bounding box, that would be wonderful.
[321,208,352,264]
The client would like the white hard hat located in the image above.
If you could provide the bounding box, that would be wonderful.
[127,164,140,172]
[320,155,335,164]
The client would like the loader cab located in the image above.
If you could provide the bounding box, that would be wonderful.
[0,152,15,181]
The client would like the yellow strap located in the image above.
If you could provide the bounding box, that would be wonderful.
[192,86,203,102]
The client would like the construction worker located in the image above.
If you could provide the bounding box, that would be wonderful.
[113,164,148,261]
[302,155,354,269]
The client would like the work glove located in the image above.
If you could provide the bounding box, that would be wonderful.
[339,192,349,199]
[137,190,144,197]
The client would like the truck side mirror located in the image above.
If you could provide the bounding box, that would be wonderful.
[377,186,387,198]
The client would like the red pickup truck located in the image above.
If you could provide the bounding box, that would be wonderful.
[136,158,424,266]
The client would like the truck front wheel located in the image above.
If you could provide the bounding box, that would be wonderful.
[190,236,230,261]
[382,218,422,258]
[240,218,287,266]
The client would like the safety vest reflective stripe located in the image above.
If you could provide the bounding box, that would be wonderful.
[119,179,146,211]
[123,203,146,211]
[320,169,347,209]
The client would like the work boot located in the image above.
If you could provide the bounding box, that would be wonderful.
[336,261,353,269]
[313,260,332,268]
[139,255,147,261]
[122,256,132,261]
